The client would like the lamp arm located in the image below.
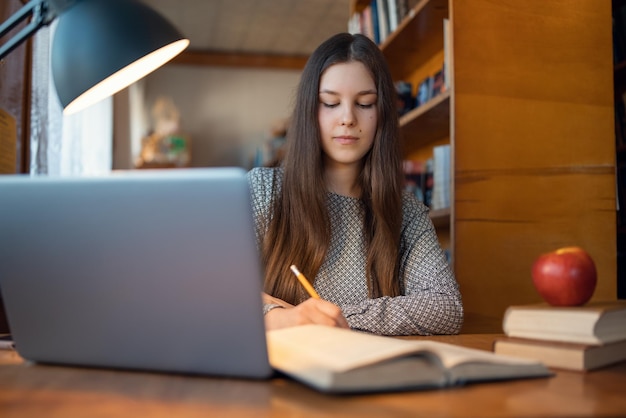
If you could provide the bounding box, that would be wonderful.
[0,0,49,60]
[0,0,79,61]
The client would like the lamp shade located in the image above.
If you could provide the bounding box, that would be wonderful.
[51,0,189,114]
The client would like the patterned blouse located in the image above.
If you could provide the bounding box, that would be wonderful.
[247,167,463,336]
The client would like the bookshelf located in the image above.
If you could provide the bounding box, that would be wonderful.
[352,0,452,234]
[350,0,617,332]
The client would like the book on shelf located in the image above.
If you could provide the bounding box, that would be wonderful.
[349,2,373,40]
[431,68,446,97]
[443,18,451,90]
[502,300,626,345]
[417,76,433,107]
[493,337,626,372]
[395,81,415,116]
[397,0,409,25]
[267,324,551,394]
[403,159,428,203]
[431,144,451,211]
[423,158,433,208]
[375,0,389,43]
[369,0,380,44]
[415,65,449,110]
[386,0,399,34]
[349,0,422,46]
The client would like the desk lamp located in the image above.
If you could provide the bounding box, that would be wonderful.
[0,0,189,114]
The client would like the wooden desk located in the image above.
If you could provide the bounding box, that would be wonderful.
[1,334,625,417]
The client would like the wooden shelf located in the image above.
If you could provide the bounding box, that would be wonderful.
[380,0,448,80]
[400,90,450,153]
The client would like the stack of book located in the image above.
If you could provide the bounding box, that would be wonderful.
[494,301,626,371]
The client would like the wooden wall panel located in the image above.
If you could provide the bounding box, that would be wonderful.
[452,0,616,332]
[455,96,614,170]
[452,1,612,107]
[0,0,29,174]
[0,0,30,334]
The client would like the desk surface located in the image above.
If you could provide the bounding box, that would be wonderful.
[1,334,625,418]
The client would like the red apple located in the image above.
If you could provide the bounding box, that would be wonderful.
[531,246,597,306]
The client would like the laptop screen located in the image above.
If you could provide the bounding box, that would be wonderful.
[0,168,272,379]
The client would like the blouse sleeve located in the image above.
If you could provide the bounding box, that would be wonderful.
[340,195,464,336]
[246,167,278,248]
[247,167,282,315]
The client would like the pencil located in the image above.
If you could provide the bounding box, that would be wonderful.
[289,265,320,299]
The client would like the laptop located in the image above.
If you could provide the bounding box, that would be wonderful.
[0,167,273,379]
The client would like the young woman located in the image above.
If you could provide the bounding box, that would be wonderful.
[247,33,463,336]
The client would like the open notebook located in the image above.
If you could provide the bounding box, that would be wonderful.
[0,168,272,379]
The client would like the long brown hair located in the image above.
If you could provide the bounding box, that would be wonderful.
[262,33,403,303]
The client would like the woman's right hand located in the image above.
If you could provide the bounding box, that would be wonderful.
[264,298,349,331]
[262,292,294,309]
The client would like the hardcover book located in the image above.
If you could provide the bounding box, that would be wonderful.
[266,325,551,394]
[502,300,626,345]
[494,337,626,371]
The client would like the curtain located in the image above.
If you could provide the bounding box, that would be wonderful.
[30,23,112,176]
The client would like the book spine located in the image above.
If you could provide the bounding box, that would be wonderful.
[431,145,451,211]
[376,0,389,43]
[370,0,381,44]
[443,18,451,90]
[387,0,398,33]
